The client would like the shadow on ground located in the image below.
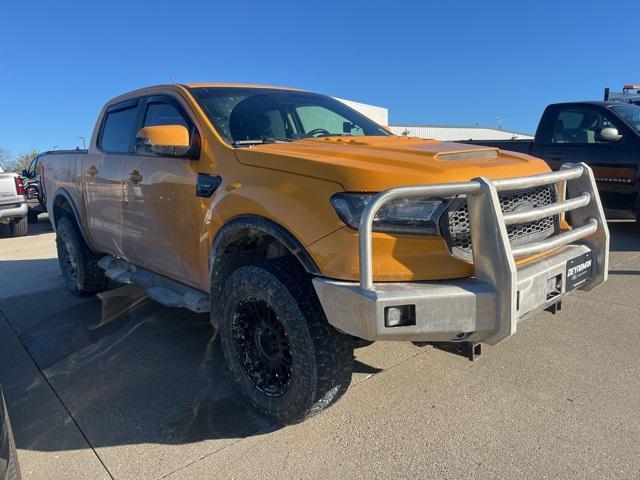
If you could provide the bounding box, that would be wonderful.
[0,220,638,455]
[2,281,282,450]
[0,215,53,238]
[608,220,640,252]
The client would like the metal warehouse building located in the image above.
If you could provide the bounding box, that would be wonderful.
[336,98,533,141]
[388,125,533,141]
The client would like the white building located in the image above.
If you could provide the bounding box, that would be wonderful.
[335,97,389,126]
[337,97,533,141]
[388,125,533,141]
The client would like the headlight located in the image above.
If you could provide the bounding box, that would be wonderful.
[331,193,445,235]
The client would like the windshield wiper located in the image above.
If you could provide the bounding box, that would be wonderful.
[232,137,297,147]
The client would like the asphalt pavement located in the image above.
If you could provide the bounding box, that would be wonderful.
[0,216,638,479]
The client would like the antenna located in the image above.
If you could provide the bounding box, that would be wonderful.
[170,74,176,85]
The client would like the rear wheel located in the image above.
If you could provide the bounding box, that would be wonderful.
[8,217,28,237]
[55,216,109,295]
[27,209,39,223]
[218,258,354,424]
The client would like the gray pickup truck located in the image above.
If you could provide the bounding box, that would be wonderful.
[0,167,28,237]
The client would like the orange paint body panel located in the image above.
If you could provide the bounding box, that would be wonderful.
[43,83,554,291]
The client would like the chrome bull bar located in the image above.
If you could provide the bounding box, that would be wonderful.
[313,162,609,346]
[359,163,607,290]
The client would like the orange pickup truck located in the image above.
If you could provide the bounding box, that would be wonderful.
[43,83,609,424]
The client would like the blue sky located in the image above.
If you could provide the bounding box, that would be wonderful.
[1,0,638,154]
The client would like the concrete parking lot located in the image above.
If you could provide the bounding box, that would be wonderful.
[1,217,639,480]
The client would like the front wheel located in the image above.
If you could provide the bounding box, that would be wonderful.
[218,259,354,425]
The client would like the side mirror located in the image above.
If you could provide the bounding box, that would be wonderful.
[21,169,28,177]
[135,125,191,157]
[599,127,622,142]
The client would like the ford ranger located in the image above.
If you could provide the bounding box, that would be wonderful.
[42,83,609,424]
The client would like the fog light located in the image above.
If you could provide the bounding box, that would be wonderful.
[384,305,416,328]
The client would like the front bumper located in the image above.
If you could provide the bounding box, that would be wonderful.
[0,202,27,223]
[313,163,609,346]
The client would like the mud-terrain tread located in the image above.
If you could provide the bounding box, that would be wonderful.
[8,217,28,237]
[55,216,109,295]
[219,258,354,424]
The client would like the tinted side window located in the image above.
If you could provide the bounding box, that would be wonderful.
[27,157,37,176]
[143,102,189,129]
[100,106,138,153]
[552,108,616,144]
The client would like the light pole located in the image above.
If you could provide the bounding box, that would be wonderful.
[496,116,509,130]
[78,136,86,149]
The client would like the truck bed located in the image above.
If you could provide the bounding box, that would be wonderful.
[0,172,22,206]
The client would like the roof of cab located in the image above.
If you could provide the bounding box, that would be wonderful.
[183,82,306,91]
[105,82,308,108]
[548,100,635,108]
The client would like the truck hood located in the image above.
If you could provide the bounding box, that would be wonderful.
[233,136,550,191]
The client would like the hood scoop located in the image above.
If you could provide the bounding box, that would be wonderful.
[434,148,499,161]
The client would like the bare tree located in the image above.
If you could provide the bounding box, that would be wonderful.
[0,148,39,173]
[0,147,9,171]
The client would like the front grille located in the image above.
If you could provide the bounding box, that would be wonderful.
[445,185,558,259]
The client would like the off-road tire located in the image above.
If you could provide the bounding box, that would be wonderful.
[8,217,28,237]
[27,209,39,224]
[55,216,109,295]
[218,258,354,425]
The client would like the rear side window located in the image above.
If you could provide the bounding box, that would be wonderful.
[100,105,138,153]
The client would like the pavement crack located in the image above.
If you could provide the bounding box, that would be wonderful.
[570,292,638,310]
[610,252,640,269]
[351,347,432,389]
[157,422,278,480]
[0,307,115,480]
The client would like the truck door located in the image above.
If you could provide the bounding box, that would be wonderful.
[121,94,201,286]
[533,105,637,211]
[85,99,139,254]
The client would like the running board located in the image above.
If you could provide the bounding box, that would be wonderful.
[98,256,210,313]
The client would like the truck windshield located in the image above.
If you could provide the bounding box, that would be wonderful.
[611,104,640,135]
[189,87,389,146]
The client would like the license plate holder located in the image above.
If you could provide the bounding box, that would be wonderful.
[566,251,593,291]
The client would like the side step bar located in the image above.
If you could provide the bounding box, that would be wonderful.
[98,256,210,313]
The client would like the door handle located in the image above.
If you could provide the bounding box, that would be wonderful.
[129,170,143,184]
[88,165,98,177]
